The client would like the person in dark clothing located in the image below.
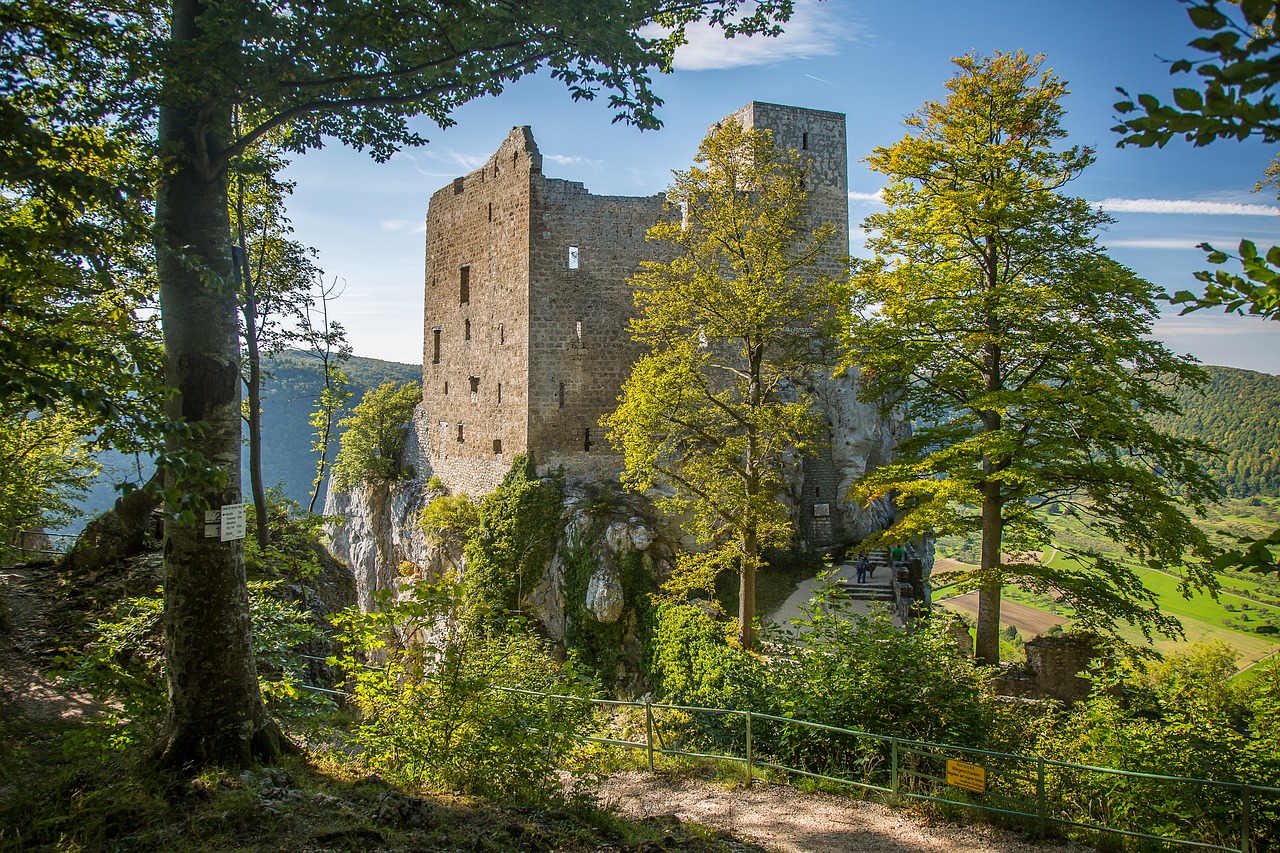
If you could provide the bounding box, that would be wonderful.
[855,551,870,584]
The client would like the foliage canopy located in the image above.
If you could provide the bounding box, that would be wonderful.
[849,51,1218,664]
[604,118,846,648]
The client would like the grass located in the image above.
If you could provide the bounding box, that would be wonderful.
[933,512,1280,672]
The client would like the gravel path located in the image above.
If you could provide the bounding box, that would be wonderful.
[598,770,1095,853]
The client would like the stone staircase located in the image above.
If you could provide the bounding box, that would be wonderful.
[835,554,895,602]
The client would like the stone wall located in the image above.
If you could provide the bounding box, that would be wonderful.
[526,179,676,460]
[422,126,536,470]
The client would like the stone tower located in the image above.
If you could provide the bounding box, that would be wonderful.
[418,103,880,549]
[420,126,675,495]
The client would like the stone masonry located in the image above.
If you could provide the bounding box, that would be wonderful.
[416,102,887,548]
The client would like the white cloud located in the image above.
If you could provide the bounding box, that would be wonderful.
[848,189,884,204]
[1105,238,1203,250]
[379,219,426,233]
[544,153,605,169]
[1096,197,1279,216]
[647,0,860,71]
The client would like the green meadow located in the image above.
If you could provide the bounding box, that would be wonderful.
[934,496,1280,671]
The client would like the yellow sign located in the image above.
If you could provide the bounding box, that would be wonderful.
[946,759,987,794]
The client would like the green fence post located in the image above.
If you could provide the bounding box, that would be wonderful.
[891,738,900,797]
[645,698,655,773]
[1037,756,1047,840]
[744,710,753,787]
[1242,784,1252,853]
[545,692,554,754]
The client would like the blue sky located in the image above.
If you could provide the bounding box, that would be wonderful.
[282,0,1280,374]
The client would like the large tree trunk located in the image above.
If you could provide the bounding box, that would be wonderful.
[975,244,1005,667]
[738,527,759,649]
[152,0,283,769]
[975,481,1004,666]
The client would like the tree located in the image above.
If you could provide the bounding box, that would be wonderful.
[1,0,164,461]
[0,406,99,559]
[330,382,422,492]
[1115,0,1280,574]
[848,51,1218,665]
[603,119,846,649]
[230,134,324,547]
[145,0,802,768]
[299,279,353,514]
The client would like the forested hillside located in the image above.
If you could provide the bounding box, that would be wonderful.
[69,353,419,530]
[256,351,420,506]
[1150,365,1280,498]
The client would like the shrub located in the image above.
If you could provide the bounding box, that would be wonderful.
[1036,643,1267,848]
[460,454,563,632]
[330,381,420,490]
[330,577,594,801]
[69,582,330,741]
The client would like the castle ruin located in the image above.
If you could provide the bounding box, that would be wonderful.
[415,102,878,549]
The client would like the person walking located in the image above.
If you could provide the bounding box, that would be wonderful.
[855,551,870,584]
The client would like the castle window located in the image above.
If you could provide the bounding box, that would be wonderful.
[432,328,441,364]
[802,131,809,150]
[558,382,565,409]
[469,375,479,403]
[457,422,464,442]
[815,487,821,498]
[497,382,502,404]
[488,202,492,221]
[443,381,448,395]
[465,319,471,341]
[568,245,579,269]
[453,177,464,195]
[499,323,505,344]
[583,428,592,452]
[493,439,502,455]
[459,265,470,304]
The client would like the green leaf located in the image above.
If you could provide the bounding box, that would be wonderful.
[1173,88,1205,111]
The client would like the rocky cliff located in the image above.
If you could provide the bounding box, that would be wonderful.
[324,378,914,684]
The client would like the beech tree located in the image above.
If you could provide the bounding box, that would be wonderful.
[604,120,846,649]
[848,51,1218,665]
[141,0,805,768]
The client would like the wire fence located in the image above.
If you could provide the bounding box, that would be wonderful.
[299,656,1278,853]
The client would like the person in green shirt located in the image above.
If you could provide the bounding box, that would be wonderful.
[890,544,906,569]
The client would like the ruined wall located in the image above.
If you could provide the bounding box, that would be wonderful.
[421,127,537,491]
[722,101,849,278]
[526,180,676,464]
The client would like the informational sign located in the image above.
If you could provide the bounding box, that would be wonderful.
[946,759,987,794]
[813,503,830,518]
[204,510,221,540]
[219,502,247,542]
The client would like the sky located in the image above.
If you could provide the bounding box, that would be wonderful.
[281,0,1280,375]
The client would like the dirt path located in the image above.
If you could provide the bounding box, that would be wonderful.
[598,771,1093,853]
[0,560,103,722]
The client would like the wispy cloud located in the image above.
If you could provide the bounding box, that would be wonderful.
[848,189,884,204]
[1106,238,1203,250]
[645,0,860,71]
[395,148,489,175]
[1096,197,1279,216]
[544,153,605,169]
[379,219,426,233]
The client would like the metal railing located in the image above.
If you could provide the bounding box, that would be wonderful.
[299,657,1279,853]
